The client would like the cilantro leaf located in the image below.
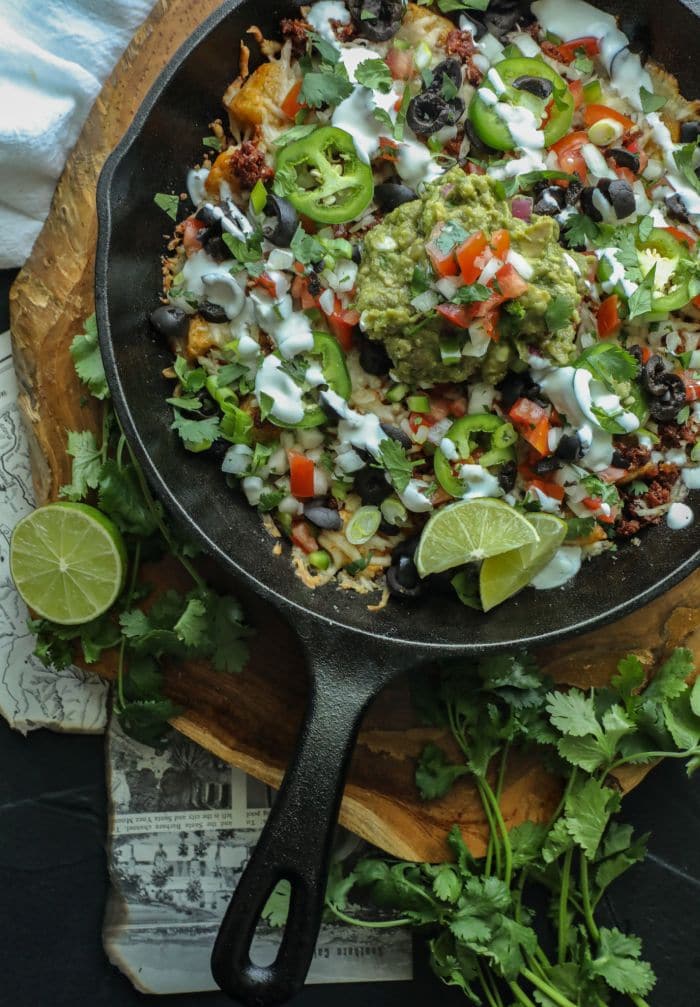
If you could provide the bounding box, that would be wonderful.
[355,58,393,94]
[59,430,102,501]
[573,52,594,74]
[97,460,159,537]
[637,215,654,241]
[639,86,666,114]
[174,355,206,393]
[545,295,573,332]
[378,438,419,493]
[117,698,181,749]
[590,927,656,996]
[441,73,459,101]
[171,411,220,452]
[644,647,693,703]
[202,135,222,151]
[262,879,291,927]
[154,192,180,220]
[565,517,595,541]
[435,220,469,255]
[70,314,109,399]
[564,778,619,859]
[436,0,490,11]
[546,689,601,738]
[452,283,491,305]
[299,68,353,109]
[673,143,700,195]
[415,743,470,800]
[563,213,600,247]
[308,31,341,66]
[575,342,639,384]
[290,225,324,264]
[431,865,462,903]
[411,264,432,297]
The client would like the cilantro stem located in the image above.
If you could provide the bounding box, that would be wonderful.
[122,429,206,590]
[557,846,574,963]
[608,746,700,773]
[100,407,111,465]
[477,961,503,1007]
[116,431,127,470]
[324,903,412,928]
[477,779,502,878]
[579,853,599,943]
[509,981,537,1007]
[115,540,142,712]
[480,777,513,886]
[521,968,578,1007]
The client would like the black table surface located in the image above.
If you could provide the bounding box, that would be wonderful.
[1,267,698,1006]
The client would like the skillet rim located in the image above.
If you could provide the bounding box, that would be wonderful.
[95,0,700,654]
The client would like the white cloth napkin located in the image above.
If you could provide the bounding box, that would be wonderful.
[0,0,157,269]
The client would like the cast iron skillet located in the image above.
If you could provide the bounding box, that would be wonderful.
[96,0,700,1002]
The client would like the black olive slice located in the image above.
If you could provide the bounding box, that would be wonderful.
[303,501,342,530]
[387,555,422,598]
[607,148,640,173]
[149,305,189,341]
[605,179,636,220]
[430,58,463,91]
[679,120,700,144]
[406,91,464,136]
[512,75,554,100]
[555,434,584,463]
[198,300,228,323]
[261,194,299,246]
[665,193,690,223]
[380,423,412,449]
[348,0,404,42]
[374,182,418,212]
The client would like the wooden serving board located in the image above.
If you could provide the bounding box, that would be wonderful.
[9,0,700,862]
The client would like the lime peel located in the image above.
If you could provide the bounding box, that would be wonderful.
[480,512,567,611]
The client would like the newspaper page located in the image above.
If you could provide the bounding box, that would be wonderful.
[0,330,108,734]
[104,717,413,993]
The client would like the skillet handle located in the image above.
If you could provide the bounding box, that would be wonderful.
[211,632,390,1006]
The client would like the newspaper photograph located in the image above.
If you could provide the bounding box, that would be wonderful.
[104,718,413,993]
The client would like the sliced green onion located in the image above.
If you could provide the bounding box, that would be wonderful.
[407,394,431,413]
[380,497,408,528]
[692,442,700,463]
[414,40,431,69]
[276,511,292,535]
[583,79,603,104]
[386,383,409,403]
[346,506,382,545]
[588,117,624,147]
[250,180,268,215]
[206,374,238,410]
[308,550,331,570]
[440,334,462,366]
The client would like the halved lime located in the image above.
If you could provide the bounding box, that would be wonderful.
[10,502,127,625]
[480,512,567,611]
[415,498,540,578]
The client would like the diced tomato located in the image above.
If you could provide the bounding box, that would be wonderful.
[550,409,563,427]
[448,396,468,418]
[182,216,205,255]
[495,263,528,300]
[554,36,601,63]
[456,231,488,283]
[427,227,460,277]
[291,275,319,310]
[641,346,652,364]
[681,371,700,402]
[387,45,415,80]
[582,496,602,511]
[551,130,590,182]
[583,104,635,130]
[568,79,584,109]
[490,228,511,258]
[326,300,360,351]
[289,452,316,499]
[377,136,399,162]
[509,399,550,455]
[598,510,616,525]
[436,302,474,328]
[693,295,700,310]
[291,522,319,553]
[529,478,565,502]
[409,412,434,433]
[665,226,696,247]
[282,81,304,120]
[597,295,621,338]
[255,273,279,297]
[481,309,501,342]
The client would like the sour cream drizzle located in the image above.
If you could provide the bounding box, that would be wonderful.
[532,546,582,589]
[255,355,305,425]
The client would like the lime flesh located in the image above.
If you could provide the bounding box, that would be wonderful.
[415,498,540,578]
[10,502,126,625]
[480,512,567,611]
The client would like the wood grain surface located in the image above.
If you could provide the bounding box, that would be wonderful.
[9,0,700,862]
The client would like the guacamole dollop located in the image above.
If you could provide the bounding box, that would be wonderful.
[356,169,583,386]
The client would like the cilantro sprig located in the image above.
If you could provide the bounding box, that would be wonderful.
[31,314,251,748]
[318,649,699,1007]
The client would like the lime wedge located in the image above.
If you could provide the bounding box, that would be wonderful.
[415,498,540,578]
[10,502,127,625]
[480,512,567,611]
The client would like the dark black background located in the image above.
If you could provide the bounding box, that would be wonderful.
[1,268,698,1005]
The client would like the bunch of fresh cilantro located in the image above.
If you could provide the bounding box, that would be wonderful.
[28,315,251,747]
[319,650,700,1007]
